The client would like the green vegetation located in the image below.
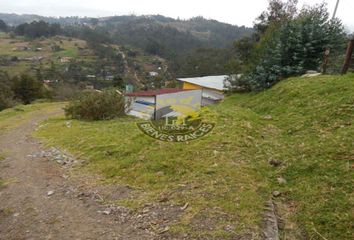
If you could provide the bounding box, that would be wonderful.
[0,33,94,78]
[230,0,347,91]
[38,108,268,238]
[1,13,253,79]
[0,19,7,32]
[36,74,354,239]
[0,102,64,133]
[230,74,354,239]
[0,31,172,97]
[0,71,14,110]
[14,21,61,38]
[12,74,43,104]
[64,89,125,120]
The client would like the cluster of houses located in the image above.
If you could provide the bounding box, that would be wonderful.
[125,75,232,120]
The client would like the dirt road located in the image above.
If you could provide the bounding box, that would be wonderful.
[0,107,152,240]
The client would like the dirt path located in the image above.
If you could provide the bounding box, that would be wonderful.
[0,107,152,240]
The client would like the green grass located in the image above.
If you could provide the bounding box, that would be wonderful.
[35,74,354,239]
[0,102,65,133]
[229,74,354,239]
[0,36,95,76]
[37,105,270,238]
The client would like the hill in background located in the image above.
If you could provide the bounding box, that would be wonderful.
[0,13,252,49]
[0,13,253,86]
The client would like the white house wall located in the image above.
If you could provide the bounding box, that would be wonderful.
[125,96,156,120]
[201,89,224,106]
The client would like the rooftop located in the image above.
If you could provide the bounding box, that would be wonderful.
[177,75,230,91]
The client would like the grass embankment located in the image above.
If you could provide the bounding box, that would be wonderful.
[0,102,65,133]
[231,74,354,239]
[36,74,354,239]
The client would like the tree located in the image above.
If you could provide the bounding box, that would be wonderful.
[0,19,8,32]
[231,1,346,91]
[14,21,61,38]
[174,48,231,77]
[113,75,124,88]
[0,71,14,110]
[64,89,125,120]
[254,0,298,38]
[12,74,43,104]
[153,76,164,89]
[90,18,99,26]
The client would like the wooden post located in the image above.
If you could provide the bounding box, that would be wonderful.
[341,39,354,75]
[322,49,330,74]
[322,0,340,74]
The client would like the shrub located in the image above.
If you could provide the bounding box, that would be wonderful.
[64,89,125,120]
[12,74,43,104]
[0,71,14,111]
[230,1,347,92]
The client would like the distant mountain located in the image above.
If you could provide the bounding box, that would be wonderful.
[0,13,92,26]
[0,13,253,49]
[102,15,253,49]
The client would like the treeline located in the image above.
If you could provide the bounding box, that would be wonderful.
[107,19,206,58]
[0,19,61,38]
[14,21,61,38]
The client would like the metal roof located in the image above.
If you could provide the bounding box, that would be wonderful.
[125,88,188,97]
[177,75,230,91]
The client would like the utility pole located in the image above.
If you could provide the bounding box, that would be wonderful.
[332,0,340,19]
[322,0,340,74]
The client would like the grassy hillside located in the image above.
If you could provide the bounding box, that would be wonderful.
[0,102,65,133]
[230,74,354,239]
[35,74,353,239]
[0,13,252,49]
[0,32,169,87]
[0,33,92,77]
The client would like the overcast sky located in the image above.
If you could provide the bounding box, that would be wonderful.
[1,0,353,31]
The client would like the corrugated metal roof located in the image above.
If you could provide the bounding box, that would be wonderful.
[177,75,230,91]
[125,88,188,97]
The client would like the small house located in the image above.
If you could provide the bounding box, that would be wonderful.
[105,75,114,81]
[149,71,159,77]
[86,75,96,79]
[125,88,202,120]
[177,75,230,106]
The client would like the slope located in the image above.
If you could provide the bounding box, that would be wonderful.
[0,32,170,88]
[34,74,354,239]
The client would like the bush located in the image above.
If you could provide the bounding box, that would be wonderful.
[0,71,14,111]
[12,74,43,104]
[230,1,347,92]
[64,89,125,120]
